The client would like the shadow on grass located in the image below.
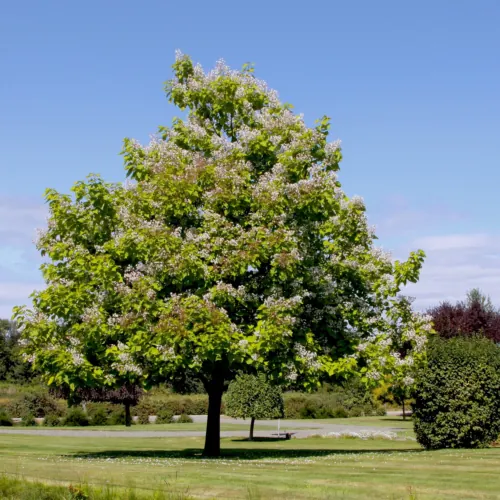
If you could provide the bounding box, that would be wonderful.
[231,437,288,442]
[68,447,423,461]
[382,418,413,422]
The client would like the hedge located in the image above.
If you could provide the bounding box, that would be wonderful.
[413,336,500,449]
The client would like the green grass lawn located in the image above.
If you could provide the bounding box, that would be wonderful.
[7,416,407,433]
[10,422,279,433]
[2,423,500,500]
[306,416,413,429]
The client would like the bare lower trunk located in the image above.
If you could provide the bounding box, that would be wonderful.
[402,400,406,421]
[125,402,132,427]
[203,374,225,457]
[249,417,255,441]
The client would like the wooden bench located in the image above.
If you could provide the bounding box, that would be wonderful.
[271,432,293,440]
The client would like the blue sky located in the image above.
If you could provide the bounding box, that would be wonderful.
[1,0,499,317]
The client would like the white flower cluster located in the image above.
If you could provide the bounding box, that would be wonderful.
[112,351,143,376]
[238,339,249,349]
[294,343,321,370]
[211,282,248,299]
[81,305,100,323]
[365,369,381,381]
[22,353,36,363]
[157,345,176,361]
[69,349,85,366]
[263,295,303,310]
[123,266,144,284]
[285,363,299,382]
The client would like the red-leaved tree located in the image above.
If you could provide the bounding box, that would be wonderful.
[428,289,500,342]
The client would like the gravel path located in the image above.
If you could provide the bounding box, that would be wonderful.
[0,416,404,439]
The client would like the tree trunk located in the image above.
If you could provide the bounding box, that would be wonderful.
[125,402,132,427]
[203,374,225,457]
[402,400,406,421]
[249,417,255,441]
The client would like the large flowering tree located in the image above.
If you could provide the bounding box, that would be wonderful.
[15,53,430,456]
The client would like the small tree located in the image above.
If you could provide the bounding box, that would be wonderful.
[413,336,500,449]
[0,320,32,383]
[377,379,412,420]
[224,374,283,440]
[466,288,496,313]
[53,384,143,427]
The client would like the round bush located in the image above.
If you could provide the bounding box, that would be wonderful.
[107,408,126,425]
[62,407,90,427]
[283,394,308,419]
[348,406,364,417]
[21,413,37,426]
[43,413,62,427]
[90,408,110,426]
[176,413,193,423]
[332,407,349,418]
[413,336,500,449]
[6,390,64,418]
[225,374,284,422]
[155,407,174,424]
[0,411,13,426]
[135,399,159,424]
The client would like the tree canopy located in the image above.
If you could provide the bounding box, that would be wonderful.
[225,373,284,440]
[428,288,500,342]
[0,319,33,383]
[15,53,431,456]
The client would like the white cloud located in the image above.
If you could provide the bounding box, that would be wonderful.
[0,196,46,319]
[0,197,46,244]
[413,234,494,251]
[403,233,500,310]
[0,281,42,319]
[369,195,467,239]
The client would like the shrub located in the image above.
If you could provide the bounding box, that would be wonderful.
[176,413,193,423]
[90,408,110,426]
[134,394,208,423]
[62,407,90,427]
[0,411,12,426]
[6,389,65,419]
[21,413,36,426]
[348,406,364,417]
[283,394,308,419]
[282,378,381,419]
[413,336,500,449]
[43,413,61,427]
[153,394,208,415]
[86,402,114,418]
[332,407,349,418]
[108,407,127,425]
[134,399,159,424]
[155,407,174,424]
